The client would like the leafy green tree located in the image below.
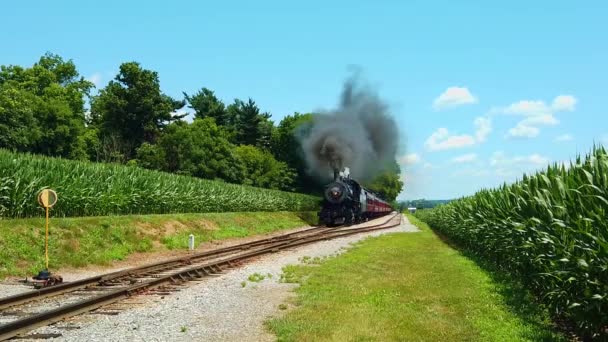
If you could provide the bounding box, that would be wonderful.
[134,142,166,170]
[364,161,404,202]
[234,145,295,191]
[141,118,244,183]
[0,86,39,151]
[271,113,313,164]
[90,62,185,159]
[80,127,101,161]
[271,112,318,193]
[184,87,228,125]
[0,53,92,159]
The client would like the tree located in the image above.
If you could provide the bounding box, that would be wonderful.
[0,53,92,159]
[138,118,244,183]
[0,86,39,151]
[134,142,166,170]
[184,87,228,125]
[224,99,242,142]
[271,112,317,193]
[235,98,262,146]
[256,112,274,150]
[234,145,295,191]
[364,161,404,202]
[225,98,268,147]
[90,62,185,160]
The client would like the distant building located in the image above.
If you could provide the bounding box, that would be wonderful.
[407,207,417,213]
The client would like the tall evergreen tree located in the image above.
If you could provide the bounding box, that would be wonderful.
[184,87,228,125]
[236,98,262,146]
[256,112,274,150]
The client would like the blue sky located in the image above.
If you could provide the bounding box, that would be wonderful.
[2,1,607,199]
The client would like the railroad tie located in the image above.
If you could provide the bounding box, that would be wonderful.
[12,333,63,340]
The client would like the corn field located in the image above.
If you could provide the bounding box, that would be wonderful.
[414,146,608,338]
[0,150,319,218]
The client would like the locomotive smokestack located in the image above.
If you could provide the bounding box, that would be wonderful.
[329,159,341,180]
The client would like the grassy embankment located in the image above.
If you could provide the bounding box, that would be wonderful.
[267,214,564,342]
[0,211,317,279]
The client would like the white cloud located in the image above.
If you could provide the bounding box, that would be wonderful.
[423,162,433,169]
[528,153,549,165]
[555,134,573,142]
[398,153,421,165]
[490,151,549,168]
[433,87,478,110]
[474,116,492,142]
[451,153,477,163]
[425,128,476,151]
[504,100,551,116]
[87,72,102,87]
[507,123,540,138]
[425,116,492,151]
[490,154,546,177]
[398,168,433,200]
[502,95,575,139]
[520,114,559,126]
[506,114,559,139]
[551,95,577,111]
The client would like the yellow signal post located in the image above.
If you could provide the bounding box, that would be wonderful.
[37,189,58,270]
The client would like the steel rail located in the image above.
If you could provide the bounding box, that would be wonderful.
[0,224,334,311]
[0,213,401,341]
[0,214,395,310]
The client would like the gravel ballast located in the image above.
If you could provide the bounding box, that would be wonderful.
[8,214,419,342]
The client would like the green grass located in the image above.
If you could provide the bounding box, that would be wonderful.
[0,211,316,278]
[248,272,266,282]
[267,214,564,342]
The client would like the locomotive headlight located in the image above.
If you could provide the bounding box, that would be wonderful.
[324,182,346,203]
[329,186,342,198]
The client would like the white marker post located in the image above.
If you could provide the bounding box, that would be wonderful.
[188,234,195,252]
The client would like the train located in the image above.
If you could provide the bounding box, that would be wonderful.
[318,173,392,226]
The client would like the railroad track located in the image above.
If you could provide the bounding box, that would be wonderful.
[0,213,402,341]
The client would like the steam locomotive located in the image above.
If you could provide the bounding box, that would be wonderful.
[318,173,392,226]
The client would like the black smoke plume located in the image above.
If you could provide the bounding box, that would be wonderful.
[298,77,399,181]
